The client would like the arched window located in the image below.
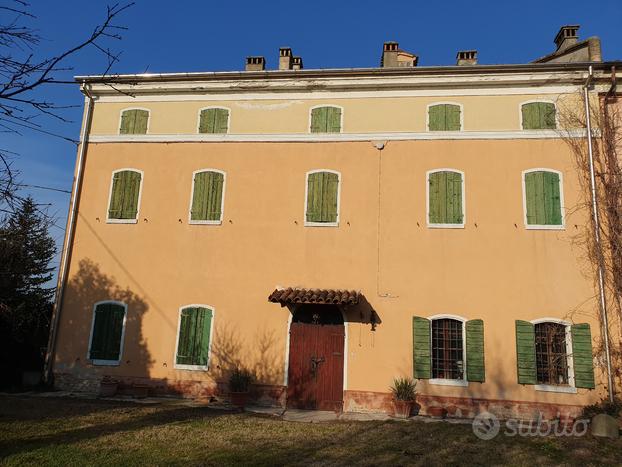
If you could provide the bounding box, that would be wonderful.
[198,107,230,134]
[107,169,143,223]
[119,108,149,134]
[305,170,340,226]
[427,103,462,131]
[175,305,214,370]
[431,318,465,380]
[427,170,464,227]
[522,169,564,228]
[521,101,556,130]
[189,170,225,224]
[310,106,342,133]
[88,301,127,365]
[534,322,569,385]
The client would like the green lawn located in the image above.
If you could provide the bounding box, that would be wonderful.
[0,396,620,466]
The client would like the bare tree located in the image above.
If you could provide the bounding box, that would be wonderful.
[0,0,133,212]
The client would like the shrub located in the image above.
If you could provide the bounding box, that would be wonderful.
[390,377,417,401]
[229,368,253,393]
[581,397,622,419]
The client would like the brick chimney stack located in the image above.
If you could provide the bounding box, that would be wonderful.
[279,47,293,70]
[554,25,580,52]
[456,50,478,66]
[245,56,266,71]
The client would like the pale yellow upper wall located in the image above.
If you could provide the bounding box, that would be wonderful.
[88,93,586,135]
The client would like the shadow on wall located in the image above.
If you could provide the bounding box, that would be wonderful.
[54,258,154,392]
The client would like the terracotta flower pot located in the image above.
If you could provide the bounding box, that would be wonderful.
[427,406,447,418]
[230,391,249,409]
[99,381,118,397]
[392,399,415,418]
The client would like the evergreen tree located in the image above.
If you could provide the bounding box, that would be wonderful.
[0,197,57,387]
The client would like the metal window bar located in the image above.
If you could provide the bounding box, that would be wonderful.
[431,318,464,379]
[535,322,569,385]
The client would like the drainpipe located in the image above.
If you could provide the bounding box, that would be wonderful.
[44,82,94,384]
[583,65,615,403]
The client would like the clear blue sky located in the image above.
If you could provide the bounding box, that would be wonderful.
[5,0,622,279]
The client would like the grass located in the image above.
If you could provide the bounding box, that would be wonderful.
[0,396,620,466]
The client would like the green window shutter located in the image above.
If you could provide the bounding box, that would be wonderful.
[306,172,339,223]
[176,307,212,366]
[429,171,463,224]
[199,109,229,134]
[191,171,224,221]
[525,171,562,226]
[108,172,124,219]
[327,107,342,133]
[120,109,148,134]
[446,105,461,130]
[428,105,446,131]
[108,170,141,220]
[310,107,328,133]
[322,172,339,222]
[466,319,485,382]
[571,323,595,389]
[89,303,125,361]
[306,172,322,222]
[413,317,431,379]
[515,320,537,384]
[522,102,556,130]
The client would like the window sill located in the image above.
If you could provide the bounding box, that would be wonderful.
[427,223,465,229]
[525,224,565,230]
[304,222,339,227]
[188,220,222,225]
[90,359,121,366]
[535,384,577,394]
[428,378,468,387]
[107,218,138,224]
[174,364,209,371]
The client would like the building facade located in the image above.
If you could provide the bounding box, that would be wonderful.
[48,26,622,419]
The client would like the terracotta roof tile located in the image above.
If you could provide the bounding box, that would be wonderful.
[268,288,359,306]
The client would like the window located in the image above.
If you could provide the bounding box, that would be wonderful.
[198,108,229,134]
[119,109,149,134]
[189,170,225,224]
[107,169,143,223]
[305,170,340,226]
[427,170,464,227]
[515,320,595,391]
[175,306,214,370]
[535,322,569,385]
[412,316,485,385]
[523,169,563,228]
[521,102,556,130]
[88,302,127,365]
[427,103,462,131]
[310,106,342,133]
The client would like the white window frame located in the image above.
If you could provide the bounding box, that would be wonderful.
[519,100,558,130]
[530,318,576,394]
[118,107,151,135]
[308,105,344,134]
[87,300,128,366]
[196,106,231,134]
[106,168,144,224]
[521,168,565,230]
[426,169,466,229]
[304,169,341,227]
[174,304,215,371]
[187,169,226,225]
[427,314,469,387]
[426,102,464,131]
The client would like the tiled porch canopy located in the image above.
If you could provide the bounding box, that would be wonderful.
[268,288,360,306]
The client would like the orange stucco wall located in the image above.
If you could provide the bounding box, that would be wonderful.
[53,137,607,409]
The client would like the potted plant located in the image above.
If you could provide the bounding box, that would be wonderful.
[390,377,417,418]
[99,376,119,397]
[229,368,253,409]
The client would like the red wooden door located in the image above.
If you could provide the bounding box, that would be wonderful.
[287,322,344,411]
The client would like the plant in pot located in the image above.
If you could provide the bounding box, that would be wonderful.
[390,377,417,418]
[99,376,119,397]
[229,368,253,409]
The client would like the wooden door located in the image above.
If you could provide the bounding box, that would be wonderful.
[287,322,344,411]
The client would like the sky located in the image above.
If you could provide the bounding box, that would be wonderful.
[4,0,622,280]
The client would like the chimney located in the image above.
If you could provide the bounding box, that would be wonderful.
[279,47,293,70]
[554,25,580,52]
[292,56,303,70]
[245,56,265,71]
[381,42,399,67]
[456,50,477,66]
